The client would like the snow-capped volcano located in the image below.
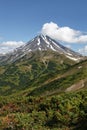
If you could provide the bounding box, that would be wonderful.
[15,34,82,58]
[0,34,83,64]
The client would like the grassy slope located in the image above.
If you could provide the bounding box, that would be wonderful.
[29,59,87,96]
[0,51,75,95]
[0,51,87,129]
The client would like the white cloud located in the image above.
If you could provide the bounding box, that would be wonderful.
[78,45,87,55]
[41,22,87,43]
[65,44,71,49]
[0,41,25,54]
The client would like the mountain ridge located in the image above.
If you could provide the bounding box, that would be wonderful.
[0,34,83,65]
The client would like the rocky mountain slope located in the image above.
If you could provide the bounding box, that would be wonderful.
[0,35,83,64]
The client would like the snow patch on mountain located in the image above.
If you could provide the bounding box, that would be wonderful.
[37,38,40,45]
[39,47,41,51]
[66,55,79,61]
[50,45,56,51]
[66,53,72,56]
[0,34,83,64]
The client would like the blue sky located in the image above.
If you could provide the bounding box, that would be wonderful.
[0,0,87,55]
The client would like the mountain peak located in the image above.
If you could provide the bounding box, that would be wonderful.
[25,34,59,51]
[0,35,83,64]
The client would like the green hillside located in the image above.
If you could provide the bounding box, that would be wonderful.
[0,51,75,95]
[0,51,87,130]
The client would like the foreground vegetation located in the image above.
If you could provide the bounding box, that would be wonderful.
[0,90,87,130]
